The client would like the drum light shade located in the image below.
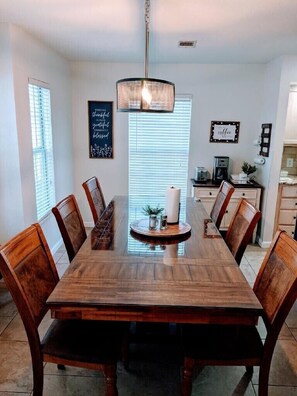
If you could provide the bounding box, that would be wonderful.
[117,77,175,113]
[116,0,175,113]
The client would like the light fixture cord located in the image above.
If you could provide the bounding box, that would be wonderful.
[144,0,150,78]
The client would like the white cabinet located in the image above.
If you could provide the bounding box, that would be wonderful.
[192,183,262,240]
[275,185,297,237]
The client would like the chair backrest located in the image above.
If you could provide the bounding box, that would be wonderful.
[254,230,297,352]
[224,198,261,265]
[52,194,87,262]
[0,224,59,338]
[210,180,235,229]
[82,176,106,224]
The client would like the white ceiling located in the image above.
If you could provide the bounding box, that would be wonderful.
[1,0,297,64]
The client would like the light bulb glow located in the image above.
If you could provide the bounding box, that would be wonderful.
[142,85,152,106]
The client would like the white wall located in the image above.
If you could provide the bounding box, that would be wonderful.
[0,25,24,242]
[2,23,295,248]
[0,24,73,250]
[72,61,266,226]
[259,56,297,246]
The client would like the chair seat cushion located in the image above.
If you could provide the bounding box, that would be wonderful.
[182,324,263,362]
[41,320,126,364]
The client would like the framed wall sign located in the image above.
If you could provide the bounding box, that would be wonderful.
[259,123,272,157]
[88,101,113,158]
[209,121,240,143]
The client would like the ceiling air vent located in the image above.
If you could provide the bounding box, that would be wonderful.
[178,40,197,48]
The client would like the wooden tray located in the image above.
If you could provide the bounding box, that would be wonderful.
[130,218,191,238]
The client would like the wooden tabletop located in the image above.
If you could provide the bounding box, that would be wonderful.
[47,196,263,325]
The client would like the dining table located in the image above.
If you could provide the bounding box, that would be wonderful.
[47,195,263,326]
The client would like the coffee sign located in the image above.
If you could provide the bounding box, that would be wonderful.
[209,121,240,143]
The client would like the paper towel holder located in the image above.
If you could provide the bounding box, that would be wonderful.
[254,155,265,165]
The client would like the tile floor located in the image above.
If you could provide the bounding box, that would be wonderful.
[0,244,297,395]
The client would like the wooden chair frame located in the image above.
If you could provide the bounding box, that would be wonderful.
[82,176,106,224]
[0,224,123,396]
[210,180,235,229]
[225,198,261,265]
[182,230,297,396]
[52,194,87,262]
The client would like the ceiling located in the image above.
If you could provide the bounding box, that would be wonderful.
[1,0,297,64]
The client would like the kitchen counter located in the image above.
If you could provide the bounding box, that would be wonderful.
[279,176,297,184]
[191,179,264,189]
[191,178,263,242]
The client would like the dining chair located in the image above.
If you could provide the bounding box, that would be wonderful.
[224,198,262,265]
[82,176,106,224]
[210,180,235,229]
[181,230,297,396]
[0,223,125,396]
[52,194,87,262]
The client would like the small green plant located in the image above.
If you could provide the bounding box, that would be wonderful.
[241,161,257,176]
[142,204,163,216]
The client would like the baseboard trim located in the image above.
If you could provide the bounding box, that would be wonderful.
[257,237,271,249]
[84,221,94,228]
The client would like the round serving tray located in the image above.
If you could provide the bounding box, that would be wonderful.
[130,218,191,238]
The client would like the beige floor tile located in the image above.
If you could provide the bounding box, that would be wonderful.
[42,374,105,396]
[55,252,70,265]
[44,363,99,378]
[0,340,33,393]
[253,339,297,387]
[286,301,297,328]
[291,328,297,341]
[0,311,53,342]
[267,386,297,395]
[189,366,256,396]
[0,317,12,336]
[240,257,257,285]
[0,393,30,395]
[0,314,27,341]
[0,286,17,317]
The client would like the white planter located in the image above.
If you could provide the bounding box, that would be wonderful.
[239,172,248,182]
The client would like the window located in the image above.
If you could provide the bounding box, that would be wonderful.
[129,96,192,213]
[28,80,55,220]
[128,96,192,254]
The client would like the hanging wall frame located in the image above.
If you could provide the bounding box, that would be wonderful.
[88,101,113,158]
[259,123,272,157]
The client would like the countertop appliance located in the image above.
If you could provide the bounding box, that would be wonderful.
[195,167,208,182]
[212,156,229,184]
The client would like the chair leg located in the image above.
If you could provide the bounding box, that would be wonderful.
[181,357,195,396]
[245,366,254,376]
[104,364,118,396]
[258,365,269,396]
[32,360,44,396]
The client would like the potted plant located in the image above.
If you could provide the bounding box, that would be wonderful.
[240,162,257,182]
[142,204,163,230]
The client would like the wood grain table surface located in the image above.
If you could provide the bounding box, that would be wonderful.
[47,196,263,325]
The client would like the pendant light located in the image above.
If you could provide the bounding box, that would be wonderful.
[116,0,175,113]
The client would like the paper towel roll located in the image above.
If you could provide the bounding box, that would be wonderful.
[254,156,265,165]
[165,187,181,224]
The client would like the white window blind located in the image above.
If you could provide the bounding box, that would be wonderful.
[129,97,192,212]
[29,81,55,220]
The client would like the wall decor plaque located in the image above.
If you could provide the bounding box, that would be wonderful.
[209,121,240,143]
[88,101,113,158]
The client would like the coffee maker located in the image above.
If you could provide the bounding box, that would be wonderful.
[212,156,229,184]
